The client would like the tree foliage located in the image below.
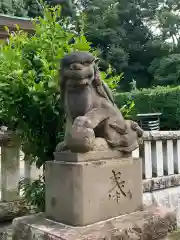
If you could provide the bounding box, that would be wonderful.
[75,0,180,90]
[148,54,180,85]
[116,85,180,130]
[2,0,180,90]
[0,0,27,17]
[24,0,44,18]
[0,0,76,18]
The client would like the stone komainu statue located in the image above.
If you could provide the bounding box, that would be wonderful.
[56,52,143,153]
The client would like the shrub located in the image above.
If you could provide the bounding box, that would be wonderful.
[115,86,180,130]
[19,176,45,212]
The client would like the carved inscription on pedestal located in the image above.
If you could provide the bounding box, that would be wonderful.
[108,170,132,203]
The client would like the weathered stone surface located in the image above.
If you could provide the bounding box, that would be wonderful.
[143,186,180,228]
[143,131,180,141]
[45,156,142,226]
[143,175,180,193]
[54,150,129,162]
[12,206,177,240]
[0,200,29,222]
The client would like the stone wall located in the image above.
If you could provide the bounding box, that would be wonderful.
[143,175,180,227]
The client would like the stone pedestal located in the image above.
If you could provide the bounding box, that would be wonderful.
[45,151,143,226]
[12,206,177,240]
[12,151,177,240]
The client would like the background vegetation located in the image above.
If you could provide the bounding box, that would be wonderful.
[80,0,180,91]
[116,86,180,130]
[0,0,42,17]
[1,0,180,91]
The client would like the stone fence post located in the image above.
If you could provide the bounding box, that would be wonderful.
[0,128,20,201]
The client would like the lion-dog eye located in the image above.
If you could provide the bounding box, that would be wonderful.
[82,61,91,66]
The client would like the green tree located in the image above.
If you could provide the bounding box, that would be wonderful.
[147,1,180,86]
[24,0,43,18]
[50,0,76,17]
[155,0,180,46]
[148,53,180,85]
[78,0,179,90]
[0,0,27,17]
[0,0,75,18]
[80,0,150,90]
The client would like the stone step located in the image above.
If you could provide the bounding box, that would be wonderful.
[12,206,177,240]
[0,221,180,240]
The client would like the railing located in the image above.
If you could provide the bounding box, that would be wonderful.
[141,131,180,179]
[0,148,43,202]
[0,130,42,204]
